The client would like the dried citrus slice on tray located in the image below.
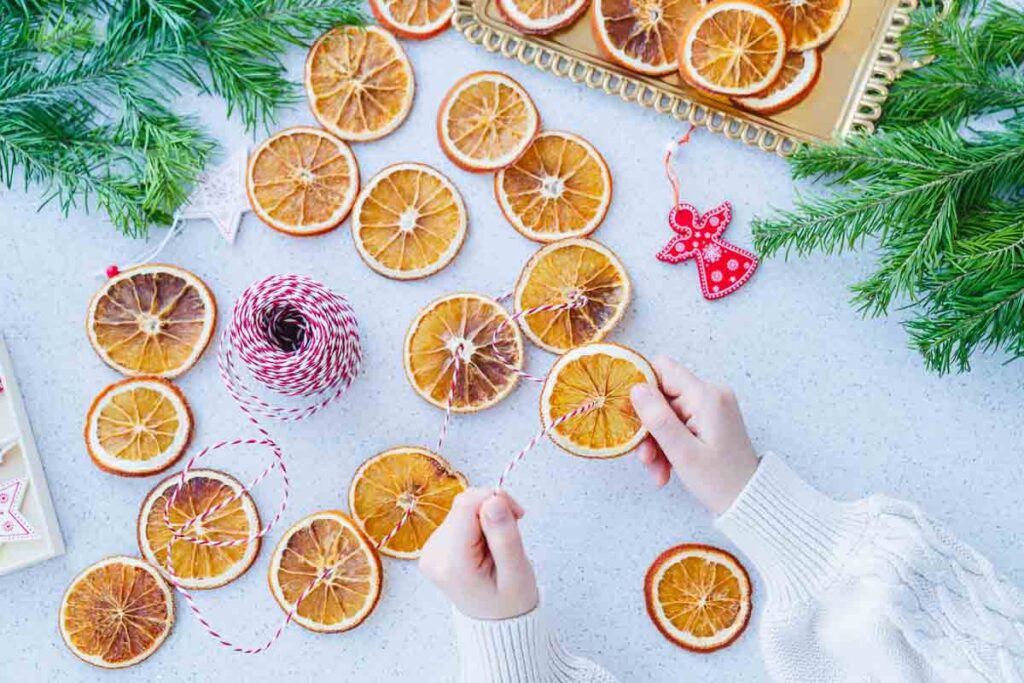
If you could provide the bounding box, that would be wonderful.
[247,126,359,236]
[541,342,655,458]
[760,0,849,50]
[349,446,468,559]
[645,544,752,652]
[437,72,540,172]
[591,0,704,76]
[138,469,261,590]
[679,0,787,96]
[87,264,216,379]
[60,556,174,669]
[514,239,630,354]
[733,49,821,114]
[405,293,524,412]
[306,26,414,141]
[85,377,192,476]
[268,510,382,633]
[495,131,612,243]
[371,0,453,39]
[352,162,468,280]
[496,0,589,34]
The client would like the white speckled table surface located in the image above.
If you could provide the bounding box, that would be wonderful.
[1,24,1022,683]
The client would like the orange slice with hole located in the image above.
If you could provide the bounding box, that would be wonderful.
[591,0,704,76]
[514,239,630,354]
[495,131,612,243]
[437,72,540,172]
[305,26,415,142]
[371,0,453,38]
[352,162,468,280]
[268,510,382,633]
[349,446,468,559]
[405,293,524,413]
[87,264,216,379]
[59,556,174,669]
[85,377,192,477]
[732,49,821,114]
[760,0,849,50]
[137,469,261,590]
[644,543,753,652]
[540,342,655,458]
[496,0,590,34]
[679,1,787,96]
[246,126,359,236]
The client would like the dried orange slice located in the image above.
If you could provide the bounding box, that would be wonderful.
[733,49,821,114]
[495,131,612,243]
[644,544,752,652]
[352,162,468,280]
[371,0,453,39]
[540,342,655,458]
[760,0,849,50]
[268,510,382,633]
[349,446,468,559]
[246,126,359,237]
[496,0,589,34]
[305,26,415,142]
[405,293,524,412]
[137,470,261,590]
[87,264,216,379]
[514,239,630,354]
[591,0,704,76]
[679,1,787,96]
[59,556,174,669]
[437,72,540,172]
[85,377,192,477]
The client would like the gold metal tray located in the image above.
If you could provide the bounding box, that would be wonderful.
[453,0,917,155]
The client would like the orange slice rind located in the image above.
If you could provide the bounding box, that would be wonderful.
[540,342,655,458]
[732,49,821,114]
[591,0,704,76]
[352,162,468,280]
[514,239,631,354]
[495,131,612,243]
[496,0,589,34]
[760,0,849,51]
[349,446,468,559]
[370,0,453,39]
[644,543,753,652]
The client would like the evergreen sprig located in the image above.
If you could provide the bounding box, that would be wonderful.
[752,0,1024,374]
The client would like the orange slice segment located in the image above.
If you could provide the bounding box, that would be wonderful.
[85,377,192,477]
[349,447,468,559]
[371,0,453,39]
[540,342,655,458]
[732,49,821,114]
[305,26,415,142]
[760,0,849,50]
[514,239,631,354]
[644,544,752,652]
[59,556,174,669]
[405,293,524,413]
[352,162,468,280]
[137,470,261,590]
[591,0,704,76]
[495,131,612,243]
[679,0,787,96]
[268,510,382,633]
[87,264,216,379]
[437,72,540,172]
[496,0,589,34]
[247,126,359,236]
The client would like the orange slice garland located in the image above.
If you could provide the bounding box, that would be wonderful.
[496,0,590,34]
[370,0,454,39]
[591,0,705,76]
[760,0,850,51]
[733,49,821,114]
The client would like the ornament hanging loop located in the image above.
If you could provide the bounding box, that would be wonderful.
[663,124,697,207]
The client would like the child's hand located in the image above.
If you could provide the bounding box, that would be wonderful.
[419,488,539,620]
[630,357,759,515]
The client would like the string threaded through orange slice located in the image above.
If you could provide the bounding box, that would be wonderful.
[370,0,454,39]
[644,544,752,653]
[59,556,174,669]
[591,0,705,76]
[495,131,612,243]
[496,0,590,34]
[349,447,468,559]
[514,239,631,354]
[760,0,850,51]
[732,49,821,114]
[86,264,216,379]
[305,26,415,141]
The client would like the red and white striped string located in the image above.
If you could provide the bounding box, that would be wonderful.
[664,124,697,207]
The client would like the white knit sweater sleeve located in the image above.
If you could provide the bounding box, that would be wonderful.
[716,453,1024,682]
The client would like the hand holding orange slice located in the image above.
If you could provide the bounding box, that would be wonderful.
[592,0,704,76]
[371,0,454,39]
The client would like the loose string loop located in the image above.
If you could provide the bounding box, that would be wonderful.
[664,124,697,207]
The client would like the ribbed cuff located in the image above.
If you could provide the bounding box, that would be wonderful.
[715,453,871,608]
